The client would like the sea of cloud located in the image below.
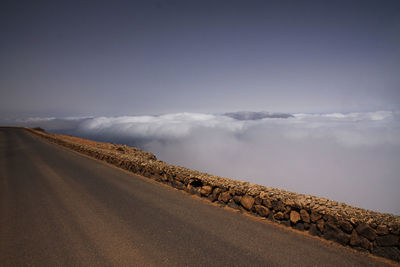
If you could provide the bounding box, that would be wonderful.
[4,110,400,214]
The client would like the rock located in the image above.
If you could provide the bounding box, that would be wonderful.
[227,200,240,210]
[208,194,217,202]
[310,210,322,222]
[323,222,350,246]
[284,212,290,220]
[262,199,273,209]
[376,235,399,247]
[191,187,201,196]
[254,205,270,217]
[376,225,389,236]
[174,174,185,182]
[356,223,377,241]
[367,219,377,229]
[350,230,360,247]
[274,212,284,220]
[290,211,301,224]
[324,214,337,224]
[372,247,400,262]
[390,225,399,235]
[284,199,295,206]
[254,196,262,205]
[309,224,320,236]
[300,209,310,223]
[219,191,231,203]
[304,223,310,230]
[233,195,242,204]
[359,237,371,250]
[259,191,268,199]
[272,200,285,212]
[281,220,291,227]
[210,187,221,201]
[317,219,325,233]
[200,185,213,196]
[268,212,275,222]
[350,230,370,250]
[173,180,185,190]
[339,220,353,234]
[293,198,304,209]
[240,195,255,211]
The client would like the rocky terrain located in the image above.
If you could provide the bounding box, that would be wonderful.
[26,127,400,262]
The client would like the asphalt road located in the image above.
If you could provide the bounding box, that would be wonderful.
[0,128,394,266]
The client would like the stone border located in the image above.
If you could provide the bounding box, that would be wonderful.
[25,128,400,262]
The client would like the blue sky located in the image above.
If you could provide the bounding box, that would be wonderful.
[1,0,399,117]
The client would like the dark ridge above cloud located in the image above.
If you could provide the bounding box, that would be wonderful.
[224,111,294,121]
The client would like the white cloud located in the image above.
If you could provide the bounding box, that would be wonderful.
[76,112,246,140]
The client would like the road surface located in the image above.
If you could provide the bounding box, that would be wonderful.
[0,128,393,266]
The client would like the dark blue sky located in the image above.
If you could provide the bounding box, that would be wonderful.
[1,0,399,117]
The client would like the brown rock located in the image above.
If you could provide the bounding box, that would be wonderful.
[173,180,184,190]
[293,198,305,209]
[300,209,310,223]
[188,185,200,196]
[350,230,361,247]
[262,199,273,209]
[284,199,295,206]
[272,200,285,212]
[356,223,377,241]
[350,230,370,249]
[376,235,399,247]
[254,205,270,217]
[219,191,231,203]
[323,222,350,246]
[310,210,322,222]
[309,224,319,236]
[317,219,325,233]
[284,212,290,220]
[227,200,240,210]
[259,191,268,199]
[389,225,399,235]
[200,185,213,196]
[376,225,389,236]
[359,236,371,250]
[339,220,353,234]
[254,196,262,205]
[213,187,222,195]
[274,212,284,220]
[209,187,221,202]
[290,211,301,224]
[240,195,255,211]
[233,195,242,204]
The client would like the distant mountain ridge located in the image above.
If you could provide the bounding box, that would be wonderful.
[224,111,293,120]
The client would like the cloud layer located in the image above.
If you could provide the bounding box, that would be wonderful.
[4,110,400,214]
